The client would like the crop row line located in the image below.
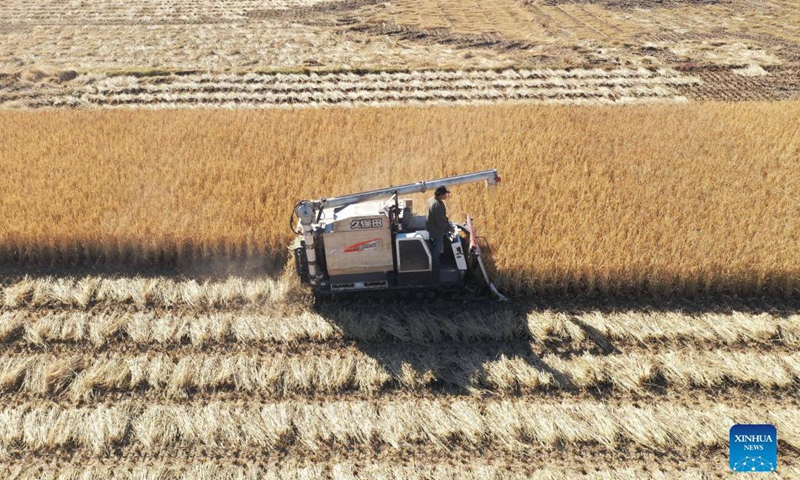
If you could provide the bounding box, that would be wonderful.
[0,398,795,456]
[6,68,696,93]
[2,68,699,100]
[37,95,686,110]
[77,76,700,96]
[2,308,797,348]
[35,86,680,109]
[0,349,797,400]
[4,68,689,94]
[115,68,694,84]
[0,16,251,24]
[0,82,682,106]
[1,276,293,309]
[22,84,676,105]
[0,18,246,26]
[2,69,700,109]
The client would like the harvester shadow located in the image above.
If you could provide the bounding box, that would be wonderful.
[568,316,618,354]
[312,301,588,396]
[0,244,287,281]
[311,295,800,397]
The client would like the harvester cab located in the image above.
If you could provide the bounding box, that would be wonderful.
[291,169,507,301]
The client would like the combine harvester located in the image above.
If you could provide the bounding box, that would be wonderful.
[291,169,507,301]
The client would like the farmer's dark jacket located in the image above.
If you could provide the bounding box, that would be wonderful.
[426,196,449,237]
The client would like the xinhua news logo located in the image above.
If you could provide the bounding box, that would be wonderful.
[730,424,777,472]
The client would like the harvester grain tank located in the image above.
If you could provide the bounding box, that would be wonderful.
[291,169,507,300]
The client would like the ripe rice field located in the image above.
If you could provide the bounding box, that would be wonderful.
[0,275,798,478]
[1,102,799,296]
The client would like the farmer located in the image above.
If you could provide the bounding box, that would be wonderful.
[427,185,452,279]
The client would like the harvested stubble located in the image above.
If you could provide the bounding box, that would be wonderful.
[1,276,293,309]
[1,103,799,296]
[1,348,797,400]
[4,68,699,109]
[3,299,799,348]
[1,398,796,457]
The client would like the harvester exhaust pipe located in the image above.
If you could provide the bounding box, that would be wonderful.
[295,200,321,285]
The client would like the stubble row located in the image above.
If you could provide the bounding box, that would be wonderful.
[3,305,798,348]
[2,68,699,109]
[1,398,796,458]
[0,348,797,400]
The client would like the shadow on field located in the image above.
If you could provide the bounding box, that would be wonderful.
[0,255,287,283]
[311,300,553,394]
[1,261,798,395]
[2,246,797,301]
[309,294,799,396]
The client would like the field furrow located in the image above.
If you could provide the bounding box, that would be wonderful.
[0,398,796,458]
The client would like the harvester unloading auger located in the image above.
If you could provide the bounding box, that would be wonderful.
[291,169,508,301]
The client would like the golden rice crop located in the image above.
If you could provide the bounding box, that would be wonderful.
[1,102,798,296]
